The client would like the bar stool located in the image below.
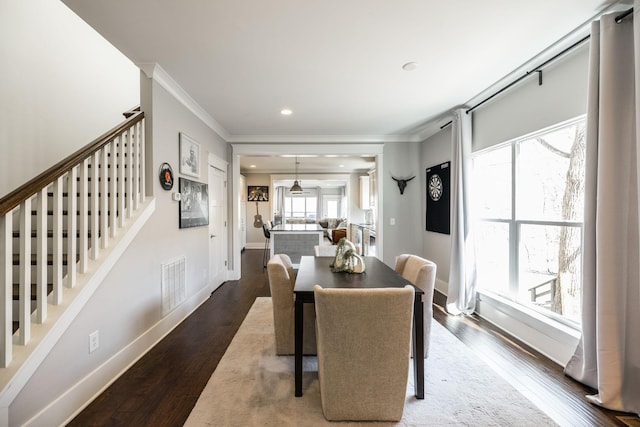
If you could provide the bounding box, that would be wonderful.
[262,223,271,268]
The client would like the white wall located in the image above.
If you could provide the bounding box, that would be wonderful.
[0,0,139,198]
[9,76,229,426]
[420,42,589,364]
[381,141,423,266]
[245,173,271,247]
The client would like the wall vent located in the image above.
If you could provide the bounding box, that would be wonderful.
[161,256,186,316]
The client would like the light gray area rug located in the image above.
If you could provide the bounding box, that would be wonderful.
[185,298,557,426]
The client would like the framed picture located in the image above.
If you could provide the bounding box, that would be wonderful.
[426,161,450,234]
[248,185,269,202]
[179,132,200,178]
[179,178,209,228]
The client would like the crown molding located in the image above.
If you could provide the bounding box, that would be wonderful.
[227,133,417,144]
[138,63,231,141]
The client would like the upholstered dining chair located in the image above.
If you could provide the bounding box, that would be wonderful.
[314,244,361,257]
[314,245,337,257]
[266,254,317,355]
[314,285,415,421]
[395,254,437,358]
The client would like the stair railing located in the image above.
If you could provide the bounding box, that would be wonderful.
[0,108,145,368]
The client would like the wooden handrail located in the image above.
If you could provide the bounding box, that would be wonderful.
[0,110,144,216]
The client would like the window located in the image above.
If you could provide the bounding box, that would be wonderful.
[323,195,340,218]
[284,196,317,219]
[473,118,586,325]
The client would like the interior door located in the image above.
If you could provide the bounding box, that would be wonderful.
[209,165,227,290]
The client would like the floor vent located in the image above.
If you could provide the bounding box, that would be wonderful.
[161,256,186,316]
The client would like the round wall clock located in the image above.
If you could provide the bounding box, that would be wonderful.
[159,162,174,190]
[428,174,443,201]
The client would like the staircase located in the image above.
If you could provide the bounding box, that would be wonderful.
[0,108,151,398]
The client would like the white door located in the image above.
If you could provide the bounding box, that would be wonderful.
[209,165,227,290]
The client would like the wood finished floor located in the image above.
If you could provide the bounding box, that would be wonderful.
[69,249,633,426]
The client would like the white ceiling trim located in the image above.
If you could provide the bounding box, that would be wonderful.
[231,143,384,156]
[138,63,232,142]
[228,134,419,144]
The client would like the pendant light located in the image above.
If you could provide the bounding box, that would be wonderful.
[290,156,303,194]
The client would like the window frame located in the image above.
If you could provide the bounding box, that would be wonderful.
[473,116,585,330]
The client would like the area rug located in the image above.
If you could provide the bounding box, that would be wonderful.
[184,298,557,426]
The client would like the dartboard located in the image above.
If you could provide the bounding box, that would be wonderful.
[428,174,443,201]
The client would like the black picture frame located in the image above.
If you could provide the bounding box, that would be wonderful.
[179,178,209,228]
[248,185,269,202]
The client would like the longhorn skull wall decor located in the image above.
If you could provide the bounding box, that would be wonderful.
[392,175,415,195]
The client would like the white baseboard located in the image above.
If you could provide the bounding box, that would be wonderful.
[27,283,215,427]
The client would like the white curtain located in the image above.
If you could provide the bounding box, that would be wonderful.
[564,6,640,415]
[446,108,477,315]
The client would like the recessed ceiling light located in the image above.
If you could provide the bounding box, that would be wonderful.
[339,164,345,168]
[250,164,256,168]
[402,62,418,71]
[280,108,293,116]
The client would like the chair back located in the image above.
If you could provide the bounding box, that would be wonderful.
[314,285,414,421]
[314,245,337,257]
[395,254,437,358]
[266,254,316,355]
[262,222,271,239]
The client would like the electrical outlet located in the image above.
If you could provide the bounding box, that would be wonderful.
[89,330,99,353]
[390,218,396,225]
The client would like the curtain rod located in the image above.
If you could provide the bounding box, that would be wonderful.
[440,7,634,130]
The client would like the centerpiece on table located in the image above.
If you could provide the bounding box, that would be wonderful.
[330,237,365,273]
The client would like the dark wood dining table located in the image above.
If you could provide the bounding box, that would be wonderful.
[293,255,425,399]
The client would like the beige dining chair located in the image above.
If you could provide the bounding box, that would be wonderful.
[395,254,437,358]
[266,254,317,355]
[314,245,337,257]
[313,285,414,421]
[314,244,361,257]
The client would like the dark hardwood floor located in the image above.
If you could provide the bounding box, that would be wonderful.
[69,249,634,426]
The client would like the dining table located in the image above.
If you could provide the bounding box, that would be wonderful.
[293,255,425,399]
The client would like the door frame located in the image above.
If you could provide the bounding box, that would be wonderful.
[229,143,384,280]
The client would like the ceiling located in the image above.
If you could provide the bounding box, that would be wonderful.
[63,0,624,172]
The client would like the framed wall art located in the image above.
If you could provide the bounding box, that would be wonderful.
[179,132,200,178]
[248,185,269,202]
[179,177,209,228]
[426,161,450,234]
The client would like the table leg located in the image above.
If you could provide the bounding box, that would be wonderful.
[294,296,304,397]
[413,298,425,399]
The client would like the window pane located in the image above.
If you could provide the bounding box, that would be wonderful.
[518,224,582,323]
[475,221,510,296]
[473,146,511,219]
[327,200,338,218]
[517,124,585,221]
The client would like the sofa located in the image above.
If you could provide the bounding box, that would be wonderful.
[286,217,347,243]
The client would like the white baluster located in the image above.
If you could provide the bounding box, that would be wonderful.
[52,176,63,302]
[0,211,13,367]
[127,126,134,219]
[118,133,126,228]
[91,152,99,260]
[101,144,109,249]
[78,159,89,274]
[109,138,118,238]
[36,187,47,323]
[18,199,31,345]
[66,168,77,288]
[140,119,146,200]
[132,123,140,210]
